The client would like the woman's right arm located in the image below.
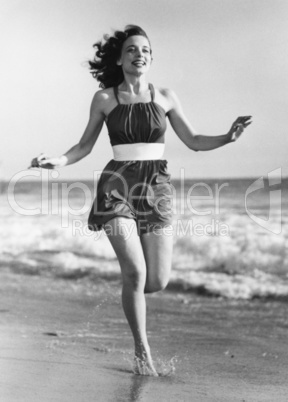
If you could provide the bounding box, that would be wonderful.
[31,91,106,169]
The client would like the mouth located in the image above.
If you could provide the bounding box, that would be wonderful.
[132,61,146,67]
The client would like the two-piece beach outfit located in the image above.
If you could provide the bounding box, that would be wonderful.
[88,83,173,236]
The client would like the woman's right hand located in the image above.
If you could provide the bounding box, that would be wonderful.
[29,153,67,169]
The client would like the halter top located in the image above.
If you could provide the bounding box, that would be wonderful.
[106,83,167,146]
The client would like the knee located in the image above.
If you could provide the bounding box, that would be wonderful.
[145,278,169,294]
[122,264,146,290]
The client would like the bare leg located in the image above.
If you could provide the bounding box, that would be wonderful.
[140,226,174,294]
[103,217,158,375]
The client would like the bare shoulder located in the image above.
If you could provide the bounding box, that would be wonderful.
[154,87,181,114]
[160,87,180,103]
[90,87,116,116]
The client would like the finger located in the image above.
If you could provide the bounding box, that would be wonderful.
[241,118,252,123]
[30,158,40,167]
[37,153,49,162]
[39,158,54,165]
[38,157,51,166]
[235,124,244,132]
[240,120,252,127]
[234,123,244,130]
[235,116,252,123]
[237,117,252,123]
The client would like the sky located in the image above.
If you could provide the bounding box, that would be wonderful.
[1,0,288,180]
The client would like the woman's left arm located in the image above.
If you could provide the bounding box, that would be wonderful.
[165,89,252,151]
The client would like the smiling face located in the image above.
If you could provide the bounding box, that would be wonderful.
[117,35,152,76]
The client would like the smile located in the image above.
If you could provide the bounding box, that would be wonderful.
[132,61,146,66]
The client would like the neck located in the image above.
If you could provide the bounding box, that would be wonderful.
[119,75,149,95]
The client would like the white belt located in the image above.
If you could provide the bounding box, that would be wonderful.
[112,143,165,161]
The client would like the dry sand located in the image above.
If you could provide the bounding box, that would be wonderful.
[1,270,288,402]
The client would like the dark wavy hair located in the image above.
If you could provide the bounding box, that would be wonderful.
[88,25,151,89]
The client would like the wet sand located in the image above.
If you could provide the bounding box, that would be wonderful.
[1,270,288,402]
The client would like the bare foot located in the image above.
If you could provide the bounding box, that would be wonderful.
[133,348,158,376]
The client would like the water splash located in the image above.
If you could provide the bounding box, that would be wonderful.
[124,353,178,377]
[154,355,178,377]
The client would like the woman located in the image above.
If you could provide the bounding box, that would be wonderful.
[30,25,252,376]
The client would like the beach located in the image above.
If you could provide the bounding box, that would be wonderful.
[1,269,288,402]
[1,176,288,401]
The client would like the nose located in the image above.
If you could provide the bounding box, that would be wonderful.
[136,48,145,58]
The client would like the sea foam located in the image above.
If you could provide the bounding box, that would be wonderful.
[1,178,287,300]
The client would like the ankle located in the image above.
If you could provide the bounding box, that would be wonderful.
[135,343,151,358]
[133,352,158,376]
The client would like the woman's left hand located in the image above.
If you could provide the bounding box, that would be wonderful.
[228,116,252,142]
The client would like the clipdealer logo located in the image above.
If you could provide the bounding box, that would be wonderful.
[245,168,282,234]
[7,167,283,237]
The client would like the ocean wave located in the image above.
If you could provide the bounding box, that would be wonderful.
[1,188,287,300]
